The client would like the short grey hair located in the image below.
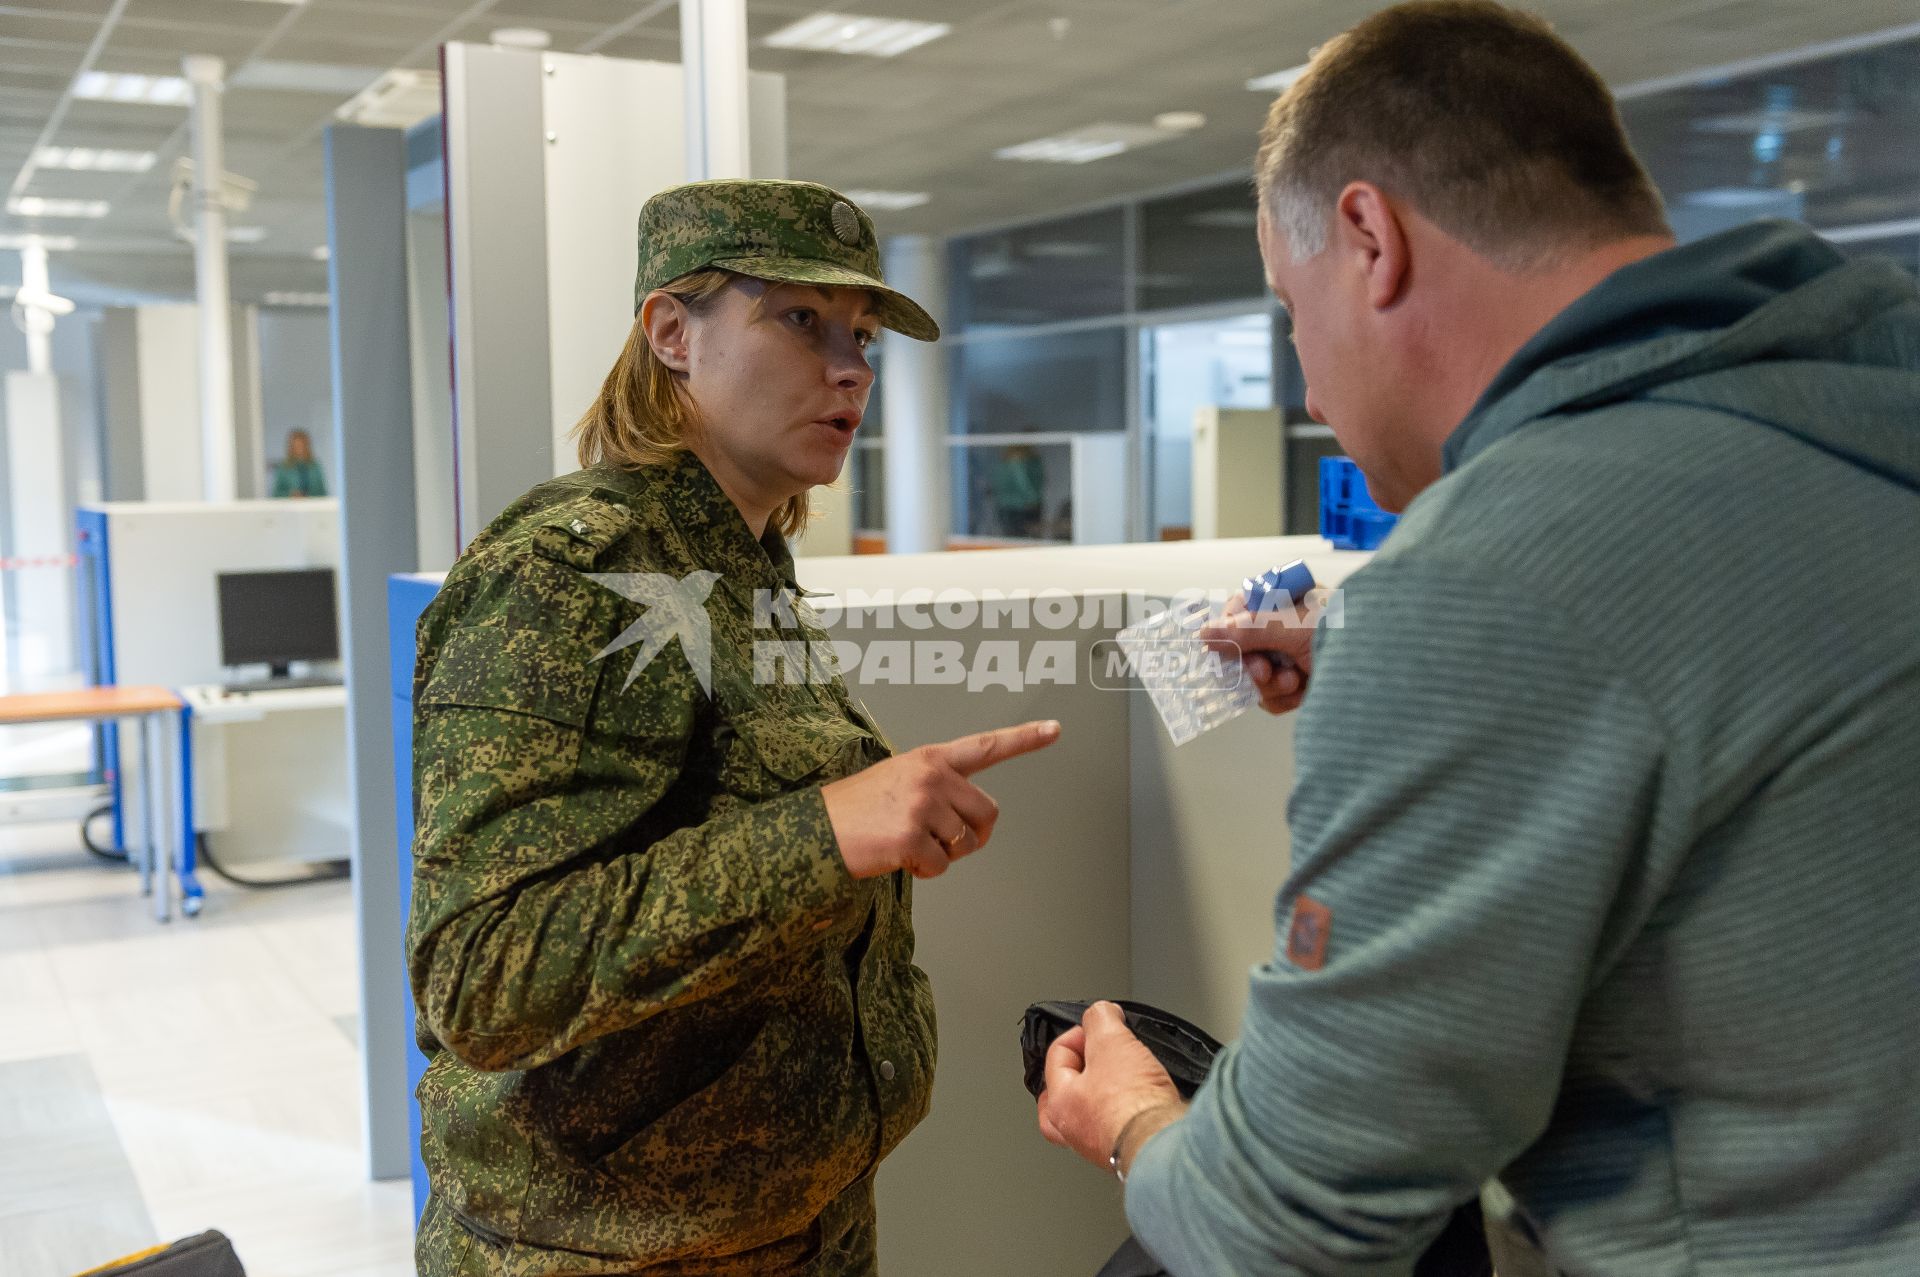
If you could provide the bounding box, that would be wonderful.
[1254,1,1669,270]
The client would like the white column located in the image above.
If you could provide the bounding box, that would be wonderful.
[4,371,71,684]
[19,242,54,374]
[881,234,950,554]
[5,241,75,682]
[185,53,237,502]
[680,0,750,180]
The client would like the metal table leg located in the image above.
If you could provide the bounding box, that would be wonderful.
[173,707,203,917]
[135,714,155,899]
[146,709,172,924]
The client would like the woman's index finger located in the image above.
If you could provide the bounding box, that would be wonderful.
[934,719,1062,776]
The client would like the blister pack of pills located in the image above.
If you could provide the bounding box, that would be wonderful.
[1119,560,1318,746]
[1116,597,1259,746]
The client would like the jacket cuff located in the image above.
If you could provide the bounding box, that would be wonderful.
[748,783,859,936]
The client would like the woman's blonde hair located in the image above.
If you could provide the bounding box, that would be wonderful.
[572,267,810,538]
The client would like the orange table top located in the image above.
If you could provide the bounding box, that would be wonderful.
[0,685,182,725]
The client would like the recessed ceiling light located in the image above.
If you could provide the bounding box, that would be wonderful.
[311,244,331,261]
[9,196,110,218]
[265,291,330,307]
[73,71,192,106]
[995,123,1175,165]
[226,225,269,243]
[0,233,79,251]
[1186,208,1259,229]
[763,12,950,58]
[34,147,157,173]
[1154,111,1206,132]
[1246,63,1310,93]
[1681,187,1799,209]
[231,61,384,95]
[1024,240,1107,259]
[490,28,551,49]
[1693,107,1850,135]
[844,189,930,211]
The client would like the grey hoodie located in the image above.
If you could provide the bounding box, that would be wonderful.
[1126,221,1920,1276]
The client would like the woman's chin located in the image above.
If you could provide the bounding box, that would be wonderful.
[792,452,849,490]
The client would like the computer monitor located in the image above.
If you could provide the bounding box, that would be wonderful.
[215,568,340,678]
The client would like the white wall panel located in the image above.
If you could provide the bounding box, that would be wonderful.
[538,53,687,474]
[133,306,205,503]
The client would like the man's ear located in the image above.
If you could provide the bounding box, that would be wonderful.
[1333,181,1410,312]
[639,292,692,373]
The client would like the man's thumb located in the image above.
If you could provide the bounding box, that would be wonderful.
[1083,1001,1128,1037]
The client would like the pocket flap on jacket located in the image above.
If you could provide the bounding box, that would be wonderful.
[419,625,601,728]
[732,710,871,782]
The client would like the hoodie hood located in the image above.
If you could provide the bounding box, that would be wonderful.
[1445,219,1920,494]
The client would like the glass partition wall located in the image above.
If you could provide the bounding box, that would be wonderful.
[848,27,1920,549]
[849,174,1319,546]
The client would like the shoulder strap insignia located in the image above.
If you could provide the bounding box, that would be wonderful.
[530,495,640,570]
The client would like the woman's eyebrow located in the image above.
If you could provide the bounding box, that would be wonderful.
[776,282,880,318]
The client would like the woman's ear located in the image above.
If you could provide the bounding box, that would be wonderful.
[639,292,692,373]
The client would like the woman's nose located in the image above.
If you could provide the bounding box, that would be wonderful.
[833,349,876,391]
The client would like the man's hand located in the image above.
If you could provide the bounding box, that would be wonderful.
[822,719,1061,880]
[1036,1001,1186,1171]
[1197,586,1333,716]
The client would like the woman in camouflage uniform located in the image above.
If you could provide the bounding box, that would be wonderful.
[407,180,1058,1277]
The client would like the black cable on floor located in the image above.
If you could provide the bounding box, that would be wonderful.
[79,803,129,863]
[196,833,350,889]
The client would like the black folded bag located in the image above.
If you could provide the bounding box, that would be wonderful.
[77,1230,247,1276]
[1022,999,1492,1277]
[1022,1000,1222,1102]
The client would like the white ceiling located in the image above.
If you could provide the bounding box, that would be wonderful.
[2,0,1917,304]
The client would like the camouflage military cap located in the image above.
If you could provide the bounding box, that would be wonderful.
[634,179,939,341]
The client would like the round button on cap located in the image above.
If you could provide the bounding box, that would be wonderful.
[878,1059,896,1082]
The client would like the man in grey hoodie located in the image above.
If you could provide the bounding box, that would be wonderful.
[1036,4,1920,1276]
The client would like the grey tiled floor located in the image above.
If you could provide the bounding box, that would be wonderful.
[0,819,413,1277]
[0,1054,155,1276]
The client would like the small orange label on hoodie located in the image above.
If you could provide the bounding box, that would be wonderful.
[1287,895,1332,970]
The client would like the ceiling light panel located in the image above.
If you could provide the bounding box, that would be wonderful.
[995,123,1175,165]
[72,71,193,105]
[72,72,192,106]
[0,234,80,251]
[763,13,951,58]
[844,189,931,211]
[9,196,111,218]
[35,147,157,173]
[1681,186,1802,209]
[231,61,385,95]
[1246,64,1310,93]
[1692,107,1851,135]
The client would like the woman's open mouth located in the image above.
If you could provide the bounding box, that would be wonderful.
[813,413,860,439]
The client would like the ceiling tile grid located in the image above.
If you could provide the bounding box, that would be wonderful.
[2,0,1917,304]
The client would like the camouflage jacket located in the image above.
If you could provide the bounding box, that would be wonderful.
[407,452,935,1275]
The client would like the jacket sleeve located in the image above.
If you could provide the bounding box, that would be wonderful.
[406,562,860,1074]
[1124,561,1681,1276]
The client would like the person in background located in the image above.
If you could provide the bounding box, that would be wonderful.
[989,443,1046,538]
[269,428,326,498]
[408,179,1059,1277]
[1035,3,1920,1275]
